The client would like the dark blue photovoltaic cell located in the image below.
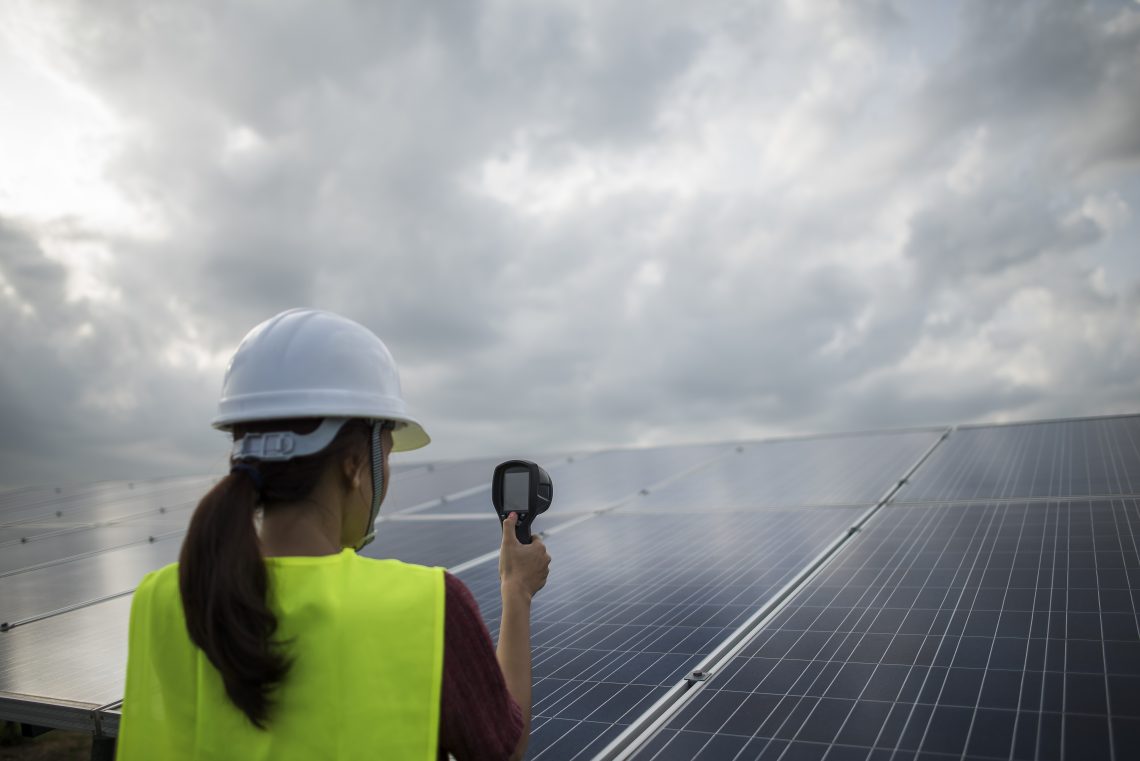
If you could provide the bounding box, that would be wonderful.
[362,518,504,568]
[454,508,863,760]
[619,431,937,513]
[422,443,732,516]
[895,416,1140,501]
[362,514,581,570]
[639,500,1140,761]
[382,456,515,512]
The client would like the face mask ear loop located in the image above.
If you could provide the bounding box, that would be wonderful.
[355,421,385,551]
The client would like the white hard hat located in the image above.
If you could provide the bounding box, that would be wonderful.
[212,308,430,452]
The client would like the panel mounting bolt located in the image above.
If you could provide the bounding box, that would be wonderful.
[688,670,709,682]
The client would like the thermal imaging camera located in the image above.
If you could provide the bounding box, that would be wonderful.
[492,460,553,544]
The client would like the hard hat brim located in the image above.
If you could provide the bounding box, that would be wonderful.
[389,421,430,452]
[212,390,430,452]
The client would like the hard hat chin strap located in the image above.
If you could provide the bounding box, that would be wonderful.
[355,421,385,551]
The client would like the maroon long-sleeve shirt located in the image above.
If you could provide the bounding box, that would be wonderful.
[438,573,524,760]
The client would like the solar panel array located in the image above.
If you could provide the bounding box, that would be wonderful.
[1,414,1138,761]
[446,430,942,759]
[627,415,1140,761]
[894,418,1140,501]
[455,508,868,758]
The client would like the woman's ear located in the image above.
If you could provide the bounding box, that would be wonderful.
[341,453,365,491]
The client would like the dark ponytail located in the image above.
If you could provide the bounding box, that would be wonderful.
[179,470,288,728]
[178,418,370,728]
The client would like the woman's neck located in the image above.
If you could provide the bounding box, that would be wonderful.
[259,494,344,557]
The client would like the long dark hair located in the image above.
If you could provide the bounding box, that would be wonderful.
[178,418,370,727]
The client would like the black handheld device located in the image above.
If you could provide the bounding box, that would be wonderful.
[491,460,553,544]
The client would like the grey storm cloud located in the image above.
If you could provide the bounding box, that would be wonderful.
[1,0,1138,487]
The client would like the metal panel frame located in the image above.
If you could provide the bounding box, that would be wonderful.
[0,693,99,733]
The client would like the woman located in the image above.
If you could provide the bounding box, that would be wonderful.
[117,308,551,760]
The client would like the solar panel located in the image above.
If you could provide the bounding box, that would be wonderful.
[0,476,215,524]
[0,537,180,627]
[619,431,939,513]
[421,443,734,516]
[0,595,131,731]
[635,499,1140,760]
[0,477,211,558]
[0,466,593,734]
[1,525,160,575]
[0,454,539,629]
[0,440,712,738]
[382,455,516,512]
[2,521,517,629]
[453,508,867,760]
[363,514,582,569]
[896,416,1140,502]
[0,456,494,578]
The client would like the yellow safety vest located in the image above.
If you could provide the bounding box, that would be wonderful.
[117,549,445,760]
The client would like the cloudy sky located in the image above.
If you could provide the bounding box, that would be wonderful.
[1,0,1138,487]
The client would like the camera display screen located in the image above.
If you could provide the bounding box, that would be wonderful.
[503,468,530,513]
